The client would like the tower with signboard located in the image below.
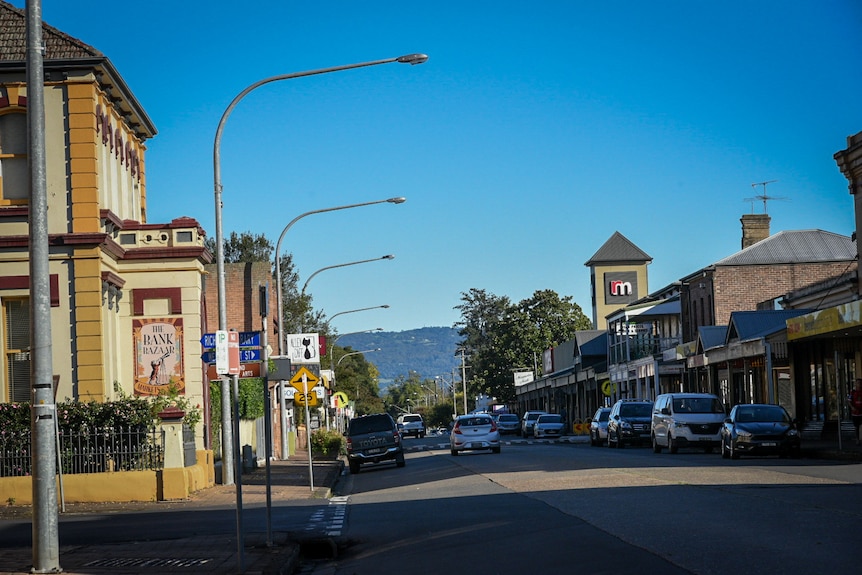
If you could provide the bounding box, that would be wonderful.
[584,232,652,330]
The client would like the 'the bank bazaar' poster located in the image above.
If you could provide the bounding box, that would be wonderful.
[134,318,185,396]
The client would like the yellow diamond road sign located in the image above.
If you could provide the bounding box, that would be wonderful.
[290,366,319,392]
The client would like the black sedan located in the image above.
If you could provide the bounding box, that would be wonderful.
[720,403,801,459]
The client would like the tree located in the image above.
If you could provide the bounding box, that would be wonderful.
[455,288,592,406]
[332,347,383,416]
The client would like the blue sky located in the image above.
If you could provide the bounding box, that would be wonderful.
[33,1,862,335]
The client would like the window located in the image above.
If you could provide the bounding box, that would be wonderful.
[0,113,29,205]
[4,298,30,402]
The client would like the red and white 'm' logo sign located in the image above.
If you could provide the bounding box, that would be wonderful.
[609,280,633,296]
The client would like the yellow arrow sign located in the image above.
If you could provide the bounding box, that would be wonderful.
[601,380,616,397]
[332,391,349,408]
[290,366,319,392]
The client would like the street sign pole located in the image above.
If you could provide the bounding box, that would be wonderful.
[304,373,314,491]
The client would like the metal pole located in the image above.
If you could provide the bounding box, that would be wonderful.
[460,349,468,415]
[260,286,273,545]
[303,373,314,491]
[26,2,60,571]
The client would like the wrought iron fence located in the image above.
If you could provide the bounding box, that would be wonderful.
[0,427,164,478]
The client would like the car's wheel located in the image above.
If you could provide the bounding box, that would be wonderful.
[652,434,662,453]
[730,440,740,460]
[349,460,360,474]
[790,445,802,459]
[617,435,625,448]
[591,431,598,447]
[668,434,678,454]
[450,448,458,456]
[721,438,730,459]
[492,446,501,454]
[396,453,406,467]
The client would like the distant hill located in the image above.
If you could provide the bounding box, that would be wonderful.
[337,327,463,389]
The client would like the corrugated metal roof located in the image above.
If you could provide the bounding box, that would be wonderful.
[714,230,855,266]
[575,330,607,356]
[726,309,813,342]
[698,325,727,350]
[585,231,652,265]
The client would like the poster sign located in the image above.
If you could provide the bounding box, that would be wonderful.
[134,318,184,396]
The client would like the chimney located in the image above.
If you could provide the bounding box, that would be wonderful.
[740,214,771,249]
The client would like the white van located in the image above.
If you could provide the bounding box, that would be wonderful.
[651,393,726,454]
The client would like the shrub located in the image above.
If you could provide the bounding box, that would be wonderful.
[310,428,345,458]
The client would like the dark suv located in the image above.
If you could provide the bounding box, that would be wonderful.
[345,413,405,474]
[607,399,654,448]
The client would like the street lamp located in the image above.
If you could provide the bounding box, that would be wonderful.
[274,199,404,354]
[211,54,426,487]
[328,305,389,327]
[301,255,395,297]
[336,347,382,367]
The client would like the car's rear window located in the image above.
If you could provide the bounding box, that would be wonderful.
[403,415,422,423]
[597,410,610,422]
[459,417,492,427]
[499,414,519,422]
[349,416,393,435]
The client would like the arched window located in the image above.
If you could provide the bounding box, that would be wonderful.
[0,112,29,205]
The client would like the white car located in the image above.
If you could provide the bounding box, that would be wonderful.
[450,414,501,455]
[397,413,426,438]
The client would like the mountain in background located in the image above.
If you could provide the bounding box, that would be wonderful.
[337,327,462,390]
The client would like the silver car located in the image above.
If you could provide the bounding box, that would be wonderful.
[450,414,501,455]
[590,407,611,447]
[495,413,521,435]
[533,414,565,438]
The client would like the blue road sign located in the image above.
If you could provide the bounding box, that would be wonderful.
[202,348,260,364]
[202,331,260,350]
[238,332,260,348]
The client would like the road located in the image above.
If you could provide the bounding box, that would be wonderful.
[299,435,862,575]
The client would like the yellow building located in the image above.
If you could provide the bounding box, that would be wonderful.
[584,231,652,329]
[0,3,210,448]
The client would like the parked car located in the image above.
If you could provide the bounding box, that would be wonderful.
[450,414,501,455]
[533,414,565,438]
[495,413,521,435]
[720,403,801,459]
[345,413,405,474]
[589,407,612,447]
[651,393,726,454]
[521,410,548,437]
[607,399,654,448]
[397,413,426,438]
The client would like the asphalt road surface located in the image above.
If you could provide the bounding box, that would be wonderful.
[299,437,862,575]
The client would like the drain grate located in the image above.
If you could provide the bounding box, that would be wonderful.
[83,557,213,568]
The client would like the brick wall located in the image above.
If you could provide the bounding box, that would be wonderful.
[713,261,857,325]
[203,262,278,338]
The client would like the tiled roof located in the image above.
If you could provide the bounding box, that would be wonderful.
[713,230,855,266]
[0,1,103,61]
[585,231,652,265]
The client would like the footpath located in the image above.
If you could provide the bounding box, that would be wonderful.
[0,452,343,575]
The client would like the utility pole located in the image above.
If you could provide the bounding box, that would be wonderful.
[27,1,61,571]
[458,349,469,415]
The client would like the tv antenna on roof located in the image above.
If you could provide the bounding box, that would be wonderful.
[743,180,788,214]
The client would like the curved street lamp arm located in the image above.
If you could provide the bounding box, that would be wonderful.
[301,255,394,296]
[336,348,382,367]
